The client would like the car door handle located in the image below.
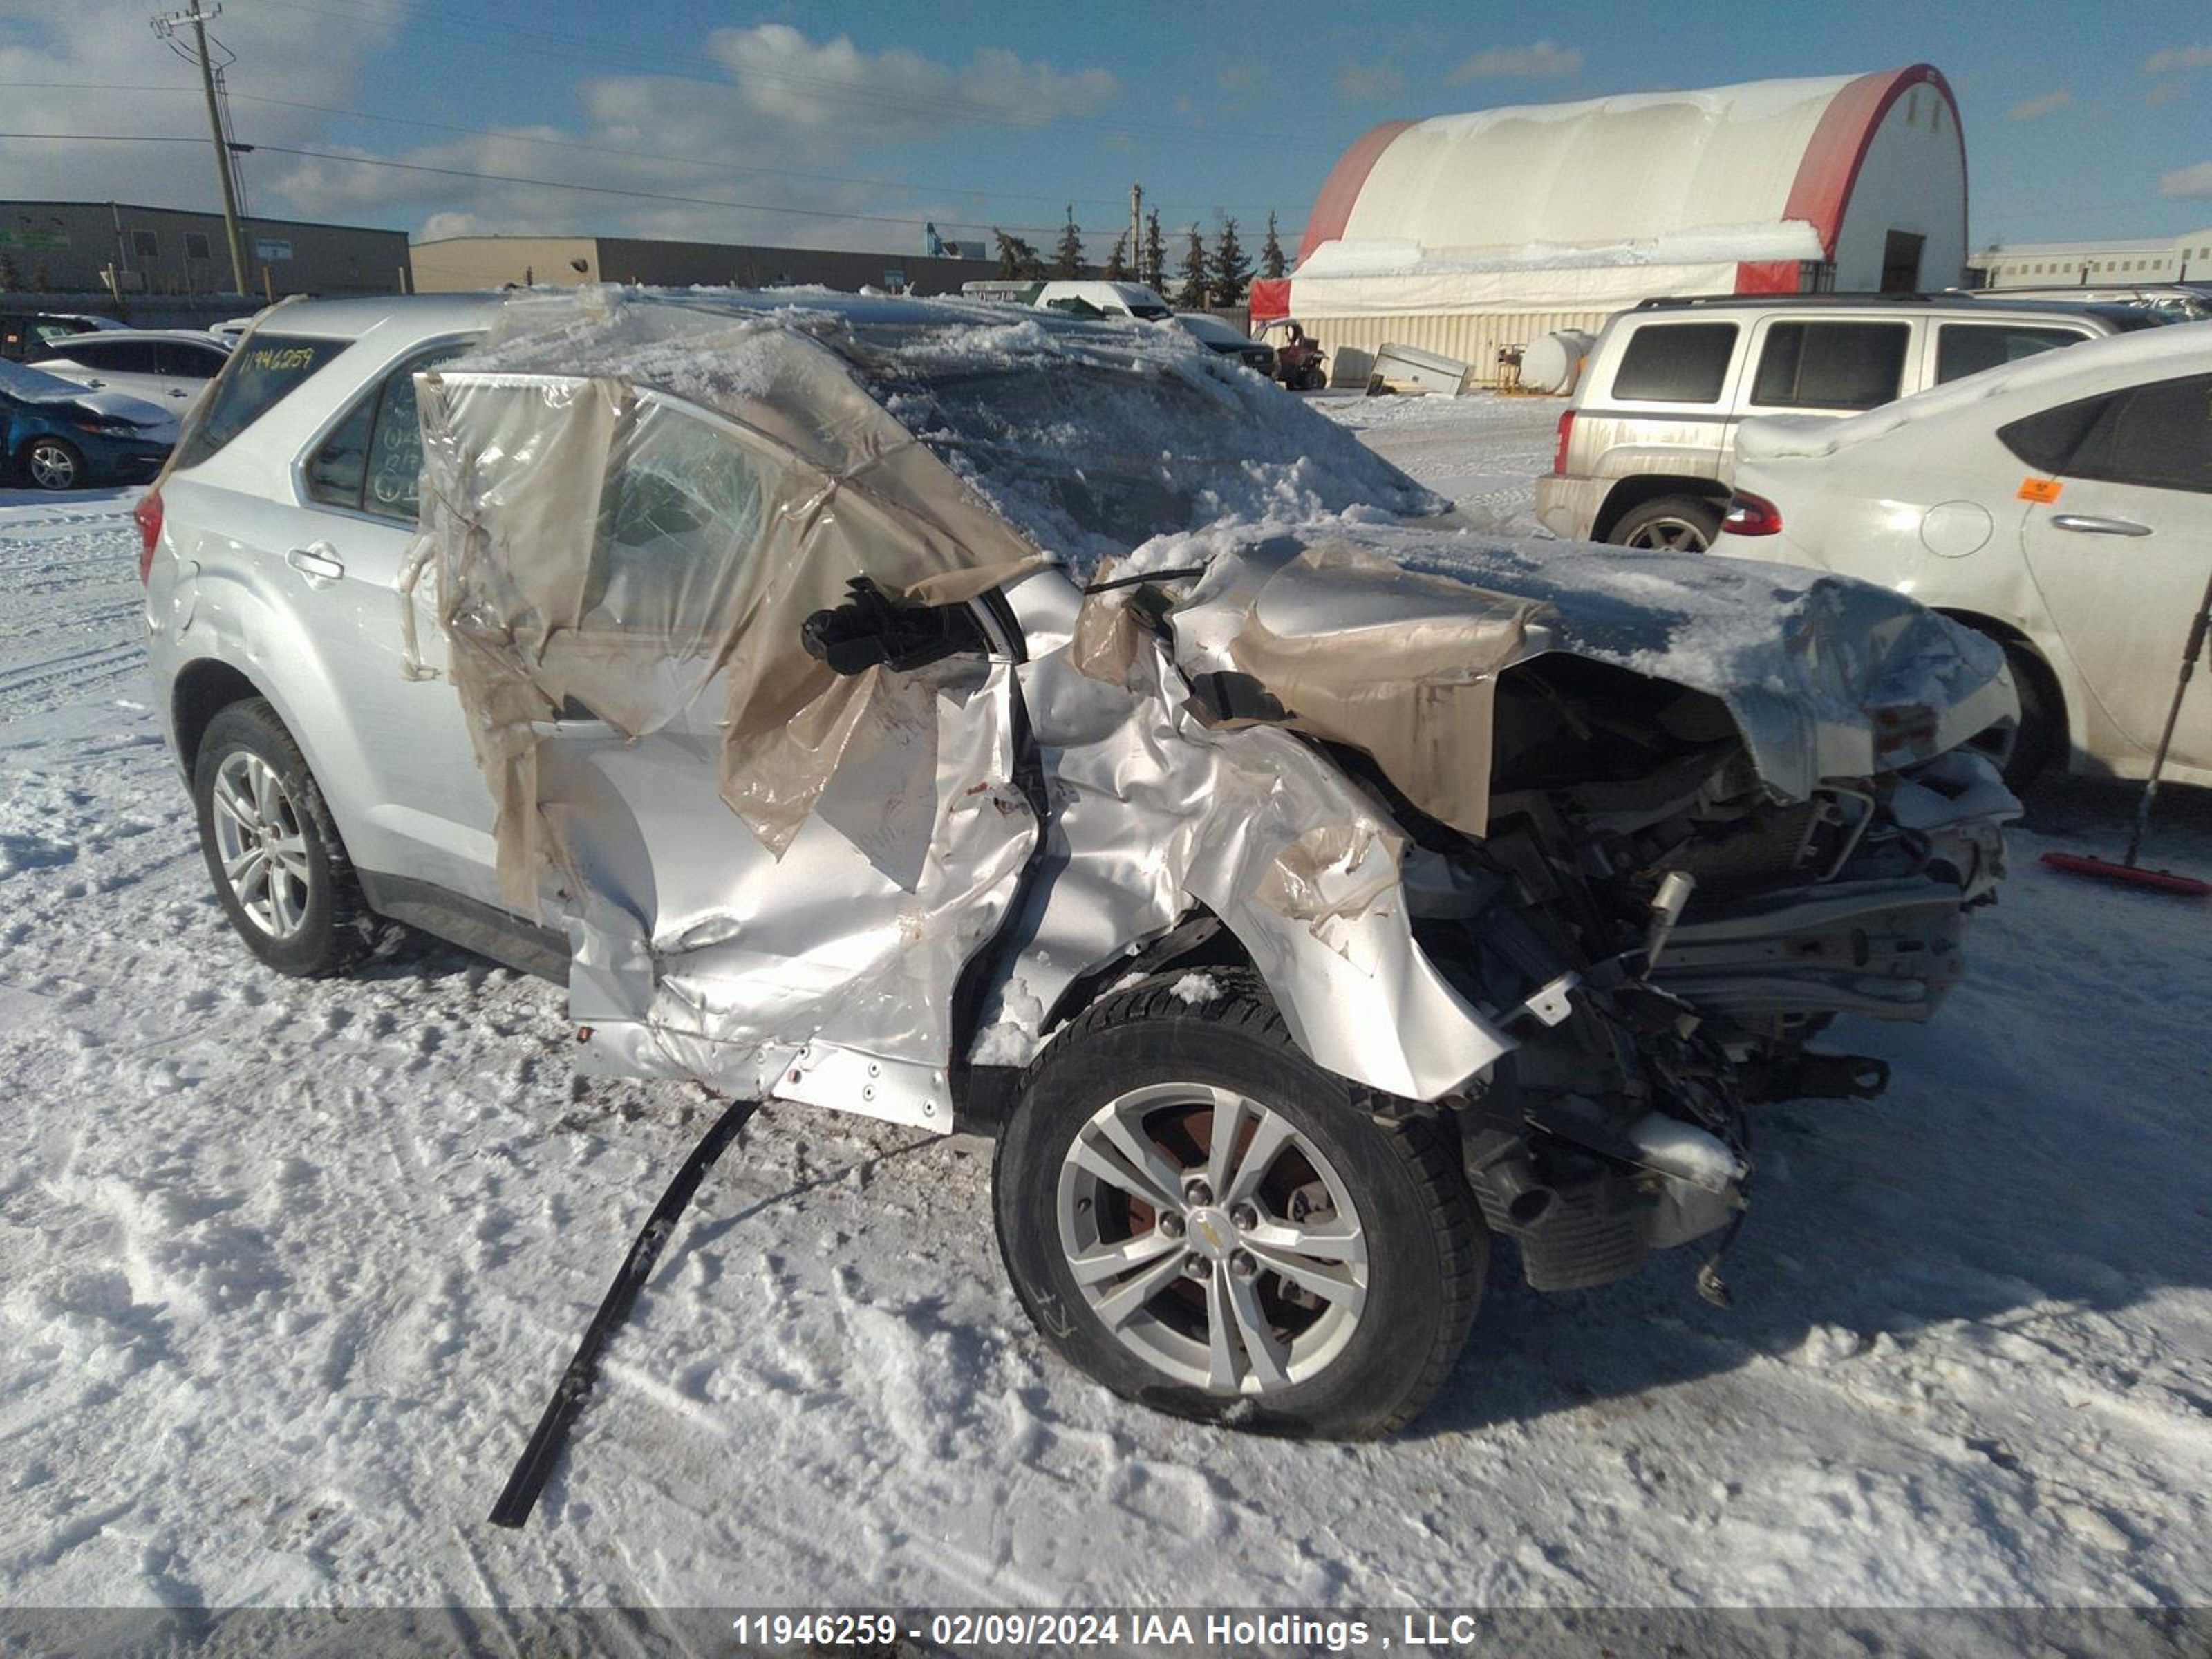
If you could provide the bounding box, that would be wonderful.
[2050,514,2152,537]
[285,544,346,583]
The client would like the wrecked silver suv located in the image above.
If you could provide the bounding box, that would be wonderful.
[147,289,2015,1437]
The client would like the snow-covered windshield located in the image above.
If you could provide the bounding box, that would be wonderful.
[853,317,1439,569]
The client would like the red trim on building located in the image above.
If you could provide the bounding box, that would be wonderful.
[1247,276,1293,324]
[1780,64,1965,259]
[1297,118,1416,263]
[1733,260,1801,294]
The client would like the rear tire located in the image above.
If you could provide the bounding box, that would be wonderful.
[993,971,1485,1438]
[192,698,380,977]
[1611,494,1722,553]
[22,436,84,492]
[1996,641,2064,794]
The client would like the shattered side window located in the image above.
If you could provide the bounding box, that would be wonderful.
[586,400,766,630]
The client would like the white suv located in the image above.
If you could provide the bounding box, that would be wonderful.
[1535,294,2159,551]
[142,290,2018,1436]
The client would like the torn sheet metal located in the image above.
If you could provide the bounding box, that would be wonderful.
[401,286,2014,1129]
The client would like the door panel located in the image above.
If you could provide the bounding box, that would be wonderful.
[539,656,1037,1127]
[2018,375,2212,771]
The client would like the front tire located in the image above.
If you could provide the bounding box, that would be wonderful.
[192,698,379,977]
[1611,494,1722,553]
[22,436,84,491]
[993,972,1485,1438]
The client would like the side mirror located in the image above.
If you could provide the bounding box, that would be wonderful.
[802,576,989,677]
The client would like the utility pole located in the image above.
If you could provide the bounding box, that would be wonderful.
[152,4,249,296]
[1130,182,1143,281]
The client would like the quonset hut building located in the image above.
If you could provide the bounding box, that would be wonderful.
[1251,66,1967,386]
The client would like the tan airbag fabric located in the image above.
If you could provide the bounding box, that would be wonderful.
[1226,544,1540,837]
[413,321,1042,914]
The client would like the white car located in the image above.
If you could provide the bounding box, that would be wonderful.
[1714,322,2212,790]
[27,328,233,408]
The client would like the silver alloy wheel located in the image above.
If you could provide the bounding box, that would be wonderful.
[1622,514,1710,552]
[1055,1082,1369,1395]
[210,751,313,939]
[26,440,78,491]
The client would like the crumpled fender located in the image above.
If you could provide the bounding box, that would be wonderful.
[980,570,1513,1103]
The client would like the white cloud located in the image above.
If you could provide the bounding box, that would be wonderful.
[2142,45,2212,74]
[1449,40,1584,82]
[0,2,413,220]
[2146,80,2189,108]
[1337,60,1405,104]
[0,14,1120,252]
[2006,88,2072,121]
[272,25,1119,248]
[2161,160,2212,197]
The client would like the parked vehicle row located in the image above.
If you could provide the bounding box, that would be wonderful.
[0,359,177,491]
[27,328,233,407]
[1717,321,2212,792]
[1536,292,2162,553]
[140,290,2016,1436]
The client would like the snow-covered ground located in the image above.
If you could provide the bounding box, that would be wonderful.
[1,400,2209,1618]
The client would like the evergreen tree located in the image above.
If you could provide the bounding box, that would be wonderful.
[992,228,1044,279]
[1141,209,1166,292]
[1102,232,1130,281]
[1175,225,1208,309]
[1259,211,1286,280]
[1210,215,1253,308]
[1053,205,1085,278]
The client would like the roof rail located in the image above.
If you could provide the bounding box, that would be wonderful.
[1633,292,1943,310]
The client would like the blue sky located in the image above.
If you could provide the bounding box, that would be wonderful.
[7,0,2211,256]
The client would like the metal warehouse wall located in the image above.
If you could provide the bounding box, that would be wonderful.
[1300,309,1611,388]
[0,200,409,298]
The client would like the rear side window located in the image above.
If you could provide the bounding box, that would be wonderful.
[1609,323,1737,404]
[306,346,462,521]
[1936,324,2085,384]
[45,338,162,373]
[1751,321,1910,410]
[2005,375,2212,494]
[174,334,348,469]
[155,340,227,379]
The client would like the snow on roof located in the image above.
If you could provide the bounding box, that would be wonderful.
[1297,221,1824,281]
[446,285,1434,576]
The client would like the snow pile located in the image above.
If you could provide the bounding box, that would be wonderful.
[1297,221,1825,281]
[447,285,1439,584]
[4,421,2212,1613]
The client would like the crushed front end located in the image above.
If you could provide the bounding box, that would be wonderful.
[1159,534,2018,1298]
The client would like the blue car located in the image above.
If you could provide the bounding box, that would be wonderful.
[0,358,178,491]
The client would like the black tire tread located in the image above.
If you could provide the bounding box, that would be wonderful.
[1999,641,2063,794]
[195,697,383,977]
[996,968,1484,1438]
[1611,492,1722,551]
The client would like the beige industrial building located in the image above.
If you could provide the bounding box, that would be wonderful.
[408,234,1001,296]
[1971,230,2212,288]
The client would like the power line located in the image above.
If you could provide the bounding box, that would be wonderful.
[0,132,1111,237]
[0,82,1309,222]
